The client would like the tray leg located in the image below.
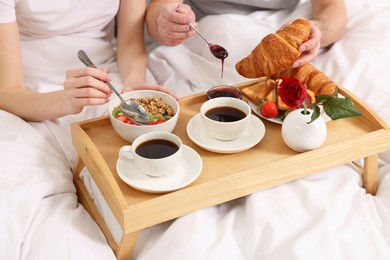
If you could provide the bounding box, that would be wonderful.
[72,157,119,256]
[116,231,139,260]
[363,154,378,195]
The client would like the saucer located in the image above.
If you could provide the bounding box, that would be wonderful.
[186,114,265,153]
[116,145,202,193]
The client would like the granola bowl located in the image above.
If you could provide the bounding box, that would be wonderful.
[108,90,179,143]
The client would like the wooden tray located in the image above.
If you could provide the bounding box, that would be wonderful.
[71,79,390,259]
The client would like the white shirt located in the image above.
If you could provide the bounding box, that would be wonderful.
[0,0,120,91]
[0,0,119,39]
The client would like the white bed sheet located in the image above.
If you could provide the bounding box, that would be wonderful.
[134,0,390,259]
[1,0,390,259]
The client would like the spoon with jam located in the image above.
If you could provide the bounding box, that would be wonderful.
[188,23,228,77]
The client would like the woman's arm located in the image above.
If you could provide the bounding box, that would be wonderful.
[0,21,112,121]
[116,0,178,98]
[0,21,67,121]
[116,0,148,89]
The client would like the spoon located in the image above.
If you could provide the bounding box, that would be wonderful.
[77,50,150,125]
[188,23,228,59]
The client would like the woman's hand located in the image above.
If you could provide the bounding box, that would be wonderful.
[292,21,322,68]
[155,3,196,46]
[62,67,112,115]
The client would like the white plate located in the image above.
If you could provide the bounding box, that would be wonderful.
[186,113,265,153]
[116,145,202,193]
[248,101,331,124]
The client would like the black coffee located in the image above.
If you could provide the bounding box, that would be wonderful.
[136,139,179,159]
[205,106,246,122]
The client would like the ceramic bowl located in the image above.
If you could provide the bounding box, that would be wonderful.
[207,85,242,99]
[108,90,179,143]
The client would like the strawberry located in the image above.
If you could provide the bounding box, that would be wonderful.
[258,99,278,118]
[115,115,136,125]
[148,119,166,125]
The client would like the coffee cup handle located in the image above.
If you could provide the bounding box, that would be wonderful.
[118,145,134,162]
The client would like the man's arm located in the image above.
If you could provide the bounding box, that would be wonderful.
[293,0,347,67]
[310,0,347,48]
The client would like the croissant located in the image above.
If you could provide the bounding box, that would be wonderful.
[235,18,310,78]
[276,64,338,96]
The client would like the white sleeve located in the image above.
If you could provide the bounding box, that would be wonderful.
[0,0,16,23]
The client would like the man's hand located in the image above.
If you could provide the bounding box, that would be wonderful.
[293,21,322,68]
[154,3,196,46]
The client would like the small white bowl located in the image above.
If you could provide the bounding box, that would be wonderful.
[207,85,242,100]
[108,90,179,143]
[200,97,251,141]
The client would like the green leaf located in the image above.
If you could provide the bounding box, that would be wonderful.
[257,98,267,111]
[308,104,321,124]
[280,110,290,121]
[316,95,332,103]
[317,95,362,120]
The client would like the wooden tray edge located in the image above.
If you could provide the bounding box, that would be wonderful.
[71,122,128,223]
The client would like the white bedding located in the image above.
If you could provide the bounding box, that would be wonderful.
[1,0,390,259]
[133,1,390,259]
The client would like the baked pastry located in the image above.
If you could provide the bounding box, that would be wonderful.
[275,64,338,96]
[235,18,310,78]
[291,64,337,96]
[241,78,276,105]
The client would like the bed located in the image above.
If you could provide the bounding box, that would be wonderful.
[2,0,390,259]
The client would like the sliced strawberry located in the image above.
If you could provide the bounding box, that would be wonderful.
[156,119,166,124]
[115,115,128,123]
[115,115,136,125]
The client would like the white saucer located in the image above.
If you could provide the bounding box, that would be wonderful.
[186,114,265,153]
[116,145,202,193]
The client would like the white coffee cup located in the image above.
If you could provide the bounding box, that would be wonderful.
[119,131,183,177]
[200,97,251,140]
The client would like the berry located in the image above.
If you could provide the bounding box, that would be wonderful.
[259,100,278,118]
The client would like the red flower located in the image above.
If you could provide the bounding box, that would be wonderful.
[278,77,308,108]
